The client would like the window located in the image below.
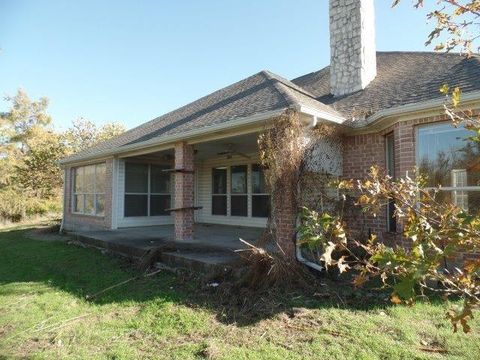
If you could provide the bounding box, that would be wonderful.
[212,167,227,215]
[150,165,171,216]
[124,162,171,217]
[252,164,270,218]
[73,163,106,216]
[211,164,270,218]
[417,122,480,214]
[385,134,396,232]
[231,165,248,216]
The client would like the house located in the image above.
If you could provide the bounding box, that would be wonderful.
[60,0,480,260]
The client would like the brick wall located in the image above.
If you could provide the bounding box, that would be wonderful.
[274,184,296,258]
[342,131,389,239]
[63,158,114,232]
[342,113,462,244]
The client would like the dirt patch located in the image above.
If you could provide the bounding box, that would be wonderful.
[25,221,67,242]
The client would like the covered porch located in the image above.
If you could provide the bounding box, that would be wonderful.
[113,130,271,240]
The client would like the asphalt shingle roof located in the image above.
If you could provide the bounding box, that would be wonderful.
[62,70,340,163]
[292,51,480,120]
[62,51,480,164]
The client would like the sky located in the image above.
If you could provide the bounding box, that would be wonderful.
[0,0,436,130]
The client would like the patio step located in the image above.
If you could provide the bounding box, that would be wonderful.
[72,232,158,259]
[158,250,242,275]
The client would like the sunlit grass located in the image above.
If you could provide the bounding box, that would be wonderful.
[0,226,478,359]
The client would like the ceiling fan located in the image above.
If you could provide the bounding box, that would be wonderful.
[217,143,251,159]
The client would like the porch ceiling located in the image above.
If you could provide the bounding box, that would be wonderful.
[193,132,260,160]
[119,131,260,162]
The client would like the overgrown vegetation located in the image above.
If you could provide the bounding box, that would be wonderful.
[254,0,480,334]
[1,225,479,359]
[0,89,125,223]
[294,0,480,334]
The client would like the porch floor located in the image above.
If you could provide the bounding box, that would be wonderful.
[72,224,264,260]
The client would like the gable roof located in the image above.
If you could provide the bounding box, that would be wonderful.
[62,51,480,165]
[292,51,480,122]
[61,70,341,164]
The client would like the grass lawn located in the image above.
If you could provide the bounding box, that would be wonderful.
[0,225,479,359]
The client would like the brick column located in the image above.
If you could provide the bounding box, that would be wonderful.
[273,185,296,259]
[395,121,415,179]
[174,142,195,241]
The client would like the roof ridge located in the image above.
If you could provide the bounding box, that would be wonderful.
[259,71,344,119]
[260,69,320,99]
[259,70,297,106]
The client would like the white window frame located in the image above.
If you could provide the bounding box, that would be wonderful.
[230,164,249,217]
[211,167,228,216]
[72,163,106,217]
[124,163,171,217]
[211,163,270,219]
[415,122,480,212]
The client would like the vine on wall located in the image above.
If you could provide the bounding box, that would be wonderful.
[257,109,344,252]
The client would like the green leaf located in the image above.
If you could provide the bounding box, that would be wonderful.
[393,275,416,301]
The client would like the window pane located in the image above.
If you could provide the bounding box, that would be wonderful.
[125,163,148,193]
[95,194,105,216]
[74,194,84,213]
[252,164,267,193]
[151,166,170,193]
[74,167,84,193]
[84,165,95,193]
[252,195,270,218]
[432,190,480,215]
[417,123,480,187]
[212,168,227,194]
[212,195,227,215]
[124,195,148,217]
[95,163,106,193]
[387,200,396,232]
[150,195,171,216]
[84,194,95,215]
[231,165,247,194]
[231,195,247,216]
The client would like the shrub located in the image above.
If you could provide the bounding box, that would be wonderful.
[0,189,61,223]
[298,166,480,333]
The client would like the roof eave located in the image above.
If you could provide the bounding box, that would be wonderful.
[59,108,288,166]
[348,90,480,133]
[296,104,346,125]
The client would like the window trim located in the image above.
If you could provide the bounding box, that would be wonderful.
[211,163,270,219]
[230,165,248,217]
[124,162,172,218]
[385,133,397,233]
[72,163,106,217]
[415,122,480,212]
[212,167,228,216]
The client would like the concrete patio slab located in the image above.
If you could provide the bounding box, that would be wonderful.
[71,224,264,261]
